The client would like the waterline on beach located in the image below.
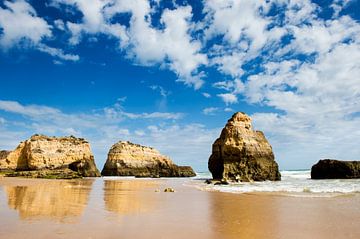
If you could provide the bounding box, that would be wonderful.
[190,170,360,197]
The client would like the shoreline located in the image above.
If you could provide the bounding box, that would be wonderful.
[1,177,360,239]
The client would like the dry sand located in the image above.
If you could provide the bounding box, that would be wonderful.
[0,177,360,239]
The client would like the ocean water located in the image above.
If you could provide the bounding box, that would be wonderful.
[191,170,360,197]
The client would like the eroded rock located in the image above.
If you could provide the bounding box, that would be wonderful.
[0,134,100,178]
[101,141,196,177]
[311,159,360,179]
[208,112,281,182]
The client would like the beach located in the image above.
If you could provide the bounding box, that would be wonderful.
[1,177,360,239]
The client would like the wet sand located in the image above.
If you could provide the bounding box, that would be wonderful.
[0,177,360,239]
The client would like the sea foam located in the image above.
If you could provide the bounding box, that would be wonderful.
[191,170,360,197]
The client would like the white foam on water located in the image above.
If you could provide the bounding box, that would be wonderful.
[190,170,360,197]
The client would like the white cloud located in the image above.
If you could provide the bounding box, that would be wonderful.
[283,0,317,25]
[213,79,244,94]
[282,16,360,56]
[150,85,170,98]
[38,44,80,61]
[0,100,184,129]
[202,92,211,98]
[117,128,130,136]
[134,130,145,136]
[54,19,65,30]
[0,100,61,117]
[217,93,238,105]
[204,0,286,78]
[204,0,270,48]
[0,0,51,47]
[224,107,234,112]
[246,41,360,169]
[202,107,218,115]
[124,112,183,120]
[52,0,128,45]
[54,0,207,88]
[211,52,245,78]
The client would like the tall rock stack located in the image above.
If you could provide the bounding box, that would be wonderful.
[208,112,281,182]
[0,134,100,177]
[101,141,196,177]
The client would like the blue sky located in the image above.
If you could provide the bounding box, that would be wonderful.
[0,0,360,171]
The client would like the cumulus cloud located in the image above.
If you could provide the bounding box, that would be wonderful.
[0,0,51,47]
[52,0,207,88]
[0,0,80,62]
[204,0,286,78]
[247,42,360,168]
[52,0,128,45]
[217,93,238,105]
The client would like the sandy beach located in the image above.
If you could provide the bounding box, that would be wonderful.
[0,177,359,239]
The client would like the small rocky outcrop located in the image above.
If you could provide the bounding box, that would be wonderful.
[208,112,281,182]
[311,159,360,179]
[101,141,196,177]
[0,134,100,178]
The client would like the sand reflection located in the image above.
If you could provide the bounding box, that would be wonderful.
[5,179,94,222]
[103,180,159,215]
[209,193,281,239]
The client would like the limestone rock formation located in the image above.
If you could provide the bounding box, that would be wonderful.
[311,159,360,179]
[101,141,196,177]
[208,112,281,182]
[0,134,100,177]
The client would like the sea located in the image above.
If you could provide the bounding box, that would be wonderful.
[191,170,360,197]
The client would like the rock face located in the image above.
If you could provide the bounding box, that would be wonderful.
[0,134,100,177]
[208,112,281,182]
[311,159,360,179]
[101,141,196,177]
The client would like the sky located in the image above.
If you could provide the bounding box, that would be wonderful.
[0,0,360,171]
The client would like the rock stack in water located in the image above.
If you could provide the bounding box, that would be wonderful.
[101,141,196,177]
[208,112,281,182]
[0,134,101,178]
[311,159,360,179]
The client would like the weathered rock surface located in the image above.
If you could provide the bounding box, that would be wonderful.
[101,141,196,177]
[311,159,360,179]
[0,134,100,178]
[208,112,281,182]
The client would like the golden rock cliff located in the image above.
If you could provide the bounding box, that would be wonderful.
[0,134,100,177]
[208,112,281,182]
[101,141,196,177]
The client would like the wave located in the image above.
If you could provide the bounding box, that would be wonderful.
[190,170,360,197]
